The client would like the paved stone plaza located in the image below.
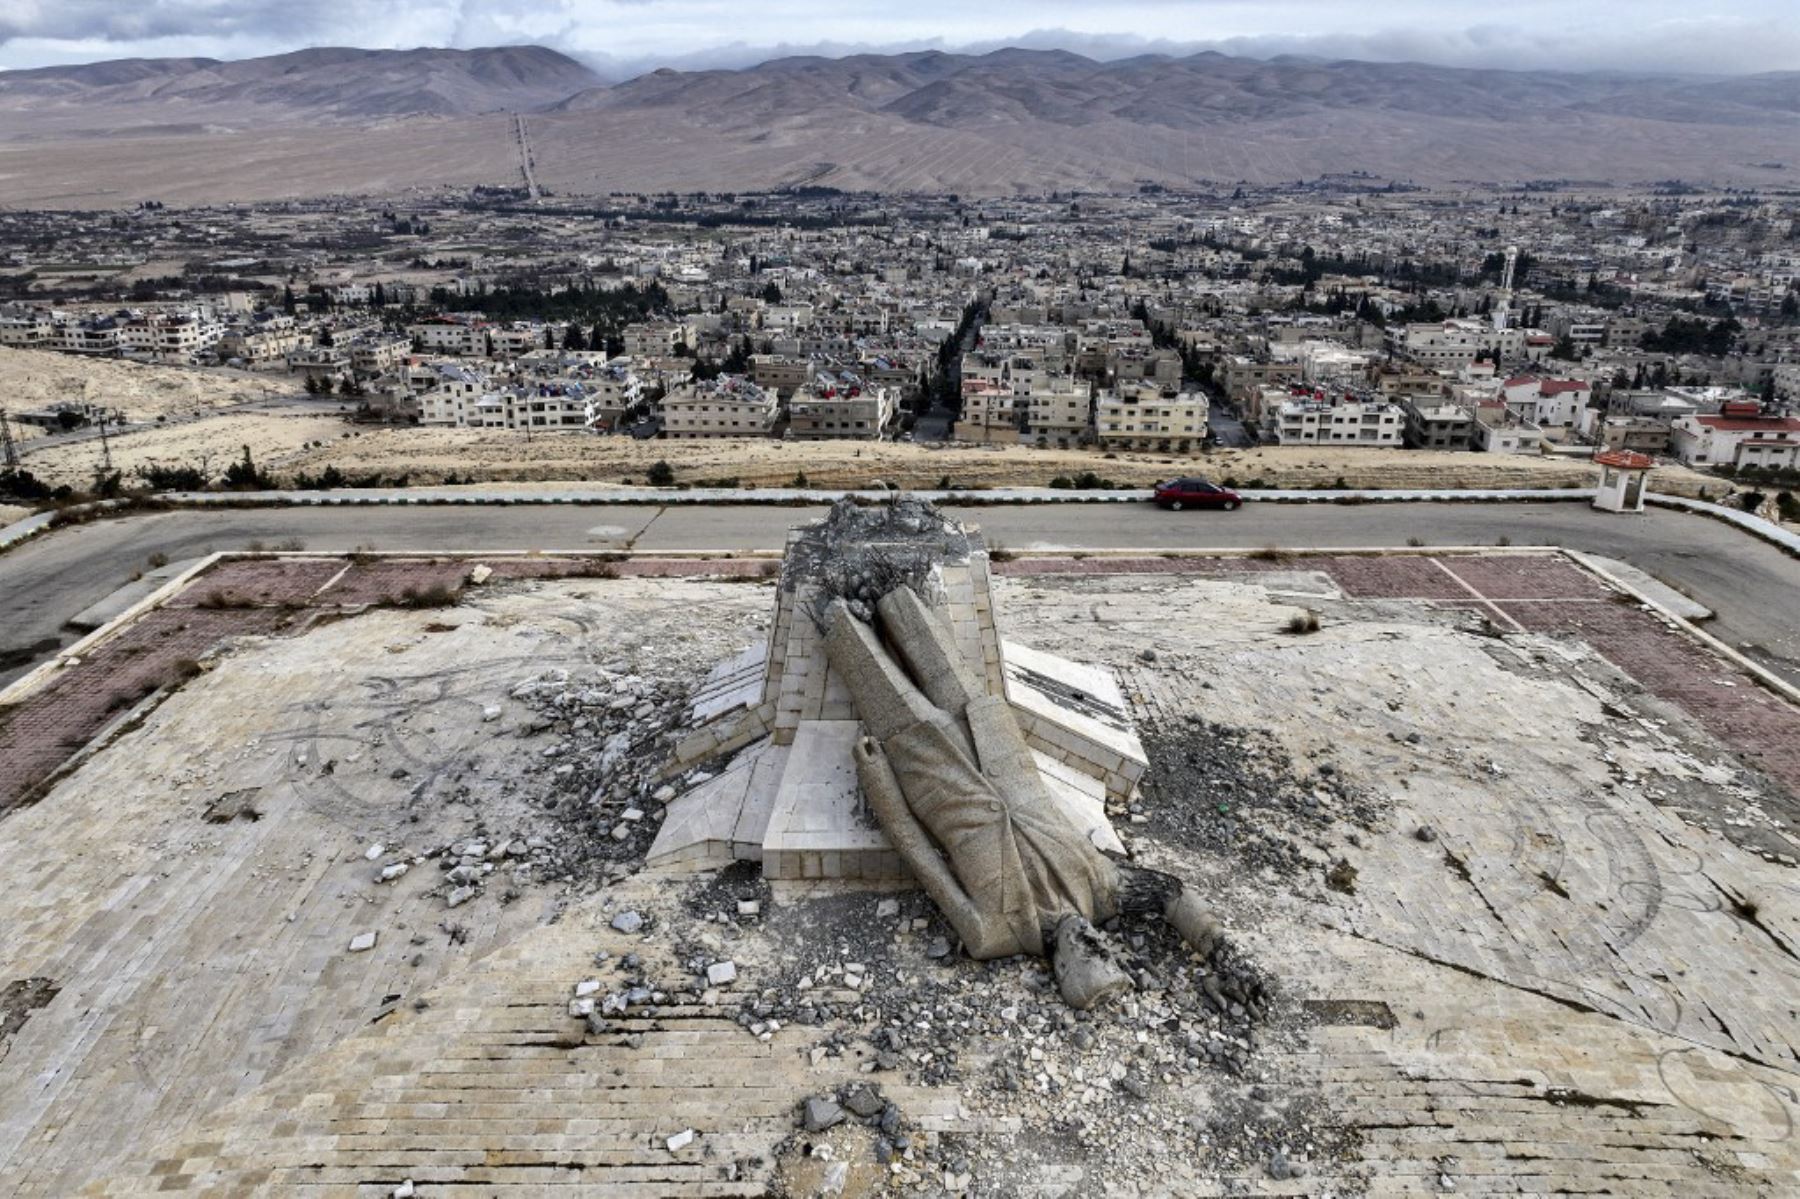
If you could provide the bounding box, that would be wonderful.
[0,546,1795,1196]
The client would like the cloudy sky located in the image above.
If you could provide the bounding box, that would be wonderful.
[1,0,1795,76]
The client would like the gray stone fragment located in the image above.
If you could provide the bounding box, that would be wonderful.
[801,1095,845,1132]
[610,910,645,934]
[843,1085,884,1118]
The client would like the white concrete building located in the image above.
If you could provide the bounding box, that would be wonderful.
[1270,398,1405,447]
[661,375,779,439]
[408,319,489,357]
[1094,385,1208,452]
[1501,376,1591,430]
[786,371,896,441]
[1470,404,1544,454]
[1670,403,1800,470]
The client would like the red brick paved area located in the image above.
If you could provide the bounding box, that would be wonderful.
[1437,554,1611,599]
[1001,552,1800,799]
[0,556,775,815]
[1500,599,1800,796]
[7,552,1796,814]
[484,557,773,581]
[318,559,470,607]
[0,608,284,812]
[167,559,345,608]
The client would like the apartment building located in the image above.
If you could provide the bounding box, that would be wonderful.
[420,380,592,431]
[1501,376,1591,430]
[1386,319,1523,370]
[749,353,814,398]
[1671,402,1800,470]
[1268,397,1404,447]
[661,374,779,439]
[57,318,122,355]
[1469,404,1543,454]
[812,307,888,338]
[216,314,304,366]
[786,372,896,441]
[1094,385,1208,452]
[417,365,491,426]
[0,311,55,347]
[1021,376,1094,448]
[348,334,411,377]
[1220,355,1302,402]
[956,380,1021,445]
[1399,395,1474,450]
[622,321,696,358]
[408,318,489,356]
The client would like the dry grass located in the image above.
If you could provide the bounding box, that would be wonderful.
[1283,610,1323,635]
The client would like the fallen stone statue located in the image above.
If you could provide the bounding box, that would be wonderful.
[823,584,1226,1009]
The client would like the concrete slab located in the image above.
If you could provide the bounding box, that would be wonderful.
[1577,552,1713,621]
[1032,749,1126,855]
[647,741,769,868]
[64,558,203,631]
[1003,638,1146,796]
[688,641,767,723]
[761,721,903,879]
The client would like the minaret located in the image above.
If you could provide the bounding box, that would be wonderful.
[1493,245,1519,331]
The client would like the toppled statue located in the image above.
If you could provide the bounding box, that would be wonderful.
[824,584,1225,1009]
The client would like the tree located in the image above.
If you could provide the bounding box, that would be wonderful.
[761,281,782,304]
[372,282,387,308]
[562,324,587,351]
[646,460,676,487]
[544,327,556,350]
[303,374,321,395]
[317,328,334,348]
[223,445,270,489]
[281,285,296,315]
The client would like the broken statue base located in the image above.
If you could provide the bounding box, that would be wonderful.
[647,500,1146,878]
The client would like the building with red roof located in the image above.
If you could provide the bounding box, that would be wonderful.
[1671,402,1800,471]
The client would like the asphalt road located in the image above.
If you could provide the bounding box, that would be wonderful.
[4,500,1797,690]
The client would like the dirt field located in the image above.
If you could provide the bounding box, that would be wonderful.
[18,411,353,488]
[0,347,296,430]
[269,426,1723,496]
[0,504,30,527]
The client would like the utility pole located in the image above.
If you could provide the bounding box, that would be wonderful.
[0,410,18,470]
[97,413,114,474]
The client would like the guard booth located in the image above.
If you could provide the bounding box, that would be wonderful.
[1592,449,1653,513]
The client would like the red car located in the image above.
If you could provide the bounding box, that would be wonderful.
[1153,477,1241,511]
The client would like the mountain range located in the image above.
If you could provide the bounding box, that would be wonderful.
[0,45,1794,205]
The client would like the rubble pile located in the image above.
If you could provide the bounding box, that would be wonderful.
[577,873,1312,1195]
[1136,713,1383,884]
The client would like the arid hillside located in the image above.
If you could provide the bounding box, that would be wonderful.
[0,47,1793,204]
